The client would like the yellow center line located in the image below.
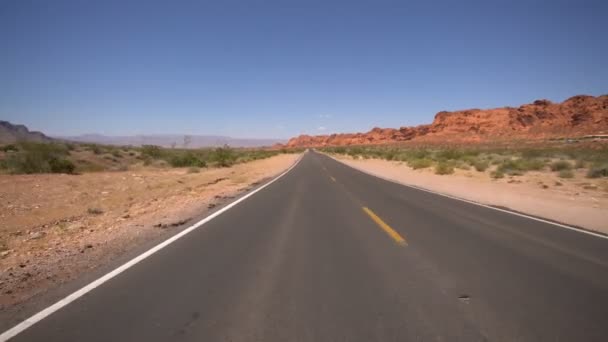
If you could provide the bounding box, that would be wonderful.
[362,207,407,246]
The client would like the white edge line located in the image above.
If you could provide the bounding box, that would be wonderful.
[0,152,306,342]
[326,153,608,240]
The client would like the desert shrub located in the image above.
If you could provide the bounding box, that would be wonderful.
[212,145,236,167]
[90,145,102,155]
[491,170,505,179]
[111,150,122,158]
[346,146,364,157]
[1,144,18,152]
[49,158,76,174]
[521,149,546,159]
[520,158,546,171]
[558,170,574,178]
[87,207,104,215]
[435,162,454,175]
[187,167,200,173]
[141,145,163,159]
[168,152,206,168]
[383,150,397,161]
[436,149,463,161]
[550,160,572,171]
[587,164,608,178]
[453,160,470,170]
[497,158,545,175]
[473,159,489,172]
[333,147,347,154]
[411,149,430,159]
[408,158,433,169]
[1,142,74,174]
[574,159,586,169]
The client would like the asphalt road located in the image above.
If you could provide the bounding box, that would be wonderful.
[5,151,608,341]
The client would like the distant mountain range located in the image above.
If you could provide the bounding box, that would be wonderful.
[0,121,284,147]
[56,134,284,148]
[0,121,53,144]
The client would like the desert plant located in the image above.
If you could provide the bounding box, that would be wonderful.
[587,164,608,178]
[550,160,572,171]
[408,158,433,170]
[87,207,104,215]
[90,145,102,154]
[434,162,454,175]
[212,145,236,167]
[49,158,76,174]
[574,159,586,169]
[168,152,206,168]
[1,144,18,152]
[1,142,74,174]
[140,145,163,159]
[491,170,505,179]
[558,169,574,178]
[473,159,489,172]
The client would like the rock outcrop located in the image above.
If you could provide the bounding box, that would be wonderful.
[284,95,608,147]
[0,121,53,144]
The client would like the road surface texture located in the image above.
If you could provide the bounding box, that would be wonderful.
[5,151,608,341]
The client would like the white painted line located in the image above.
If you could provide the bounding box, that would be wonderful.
[0,153,305,342]
[327,154,608,240]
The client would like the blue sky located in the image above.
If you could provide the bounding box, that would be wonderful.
[1,0,607,139]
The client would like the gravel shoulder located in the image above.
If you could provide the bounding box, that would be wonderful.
[0,154,300,310]
[332,155,608,234]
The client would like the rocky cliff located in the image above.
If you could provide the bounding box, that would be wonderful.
[285,95,608,147]
[0,121,53,144]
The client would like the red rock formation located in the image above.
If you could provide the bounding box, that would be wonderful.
[284,95,608,147]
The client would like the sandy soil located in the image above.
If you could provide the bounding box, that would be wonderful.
[332,155,608,234]
[0,154,299,309]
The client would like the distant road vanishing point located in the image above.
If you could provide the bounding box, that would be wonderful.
[3,151,608,341]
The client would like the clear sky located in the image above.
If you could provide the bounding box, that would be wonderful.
[1,0,607,139]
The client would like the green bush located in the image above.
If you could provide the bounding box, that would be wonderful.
[1,142,74,174]
[491,170,505,179]
[497,158,545,175]
[168,152,206,168]
[436,149,463,160]
[587,164,608,178]
[1,144,18,152]
[141,145,163,159]
[212,145,236,167]
[550,160,572,171]
[473,159,489,172]
[558,170,574,178]
[434,162,454,175]
[90,145,102,155]
[408,158,433,169]
[49,158,76,174]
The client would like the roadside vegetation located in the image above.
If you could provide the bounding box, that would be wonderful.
[321,144,608,179]
[0,141,302,175]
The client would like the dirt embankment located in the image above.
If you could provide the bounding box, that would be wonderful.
[0,154,300,309]
[332,155,608,234]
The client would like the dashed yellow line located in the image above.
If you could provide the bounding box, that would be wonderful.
[362,207,407,246]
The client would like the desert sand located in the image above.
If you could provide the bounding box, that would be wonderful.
[0,153,300,308]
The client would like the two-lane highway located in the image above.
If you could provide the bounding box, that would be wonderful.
[4,151,608,341]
